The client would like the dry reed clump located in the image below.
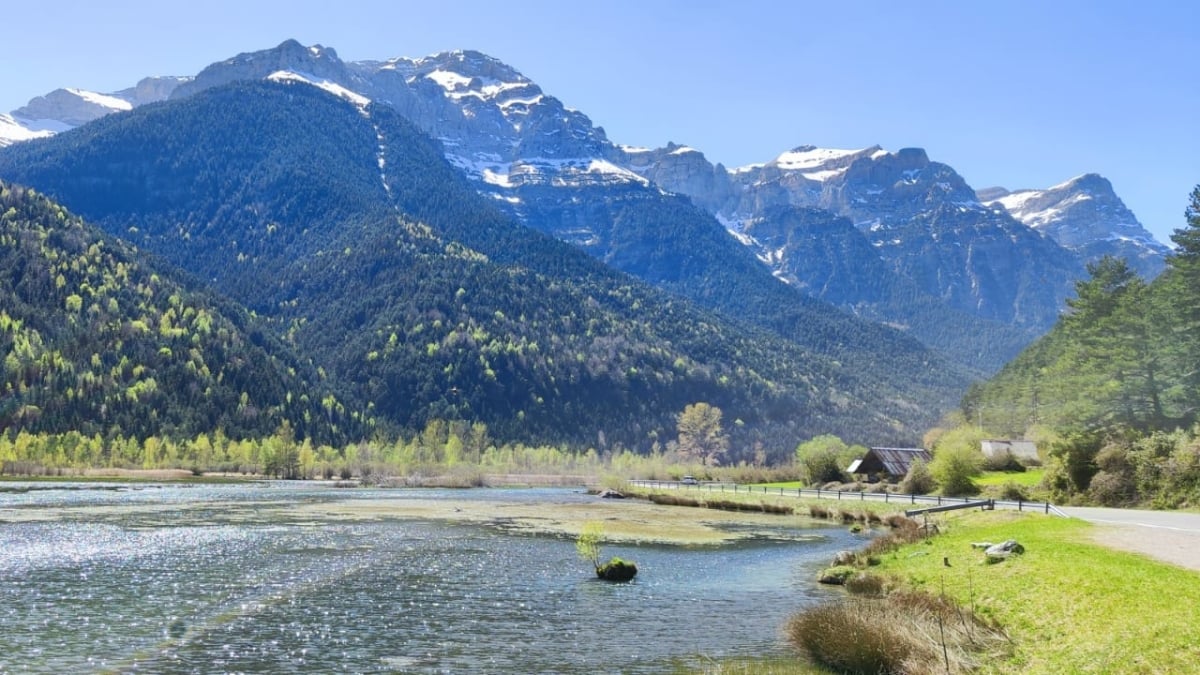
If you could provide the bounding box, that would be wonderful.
[844,572,886,597]
[786,590,1008,674]
[809,504,832,519]
[705,498,763,512]
[838,509,864,524]
[858,516,928,558]
[759,501,795,515]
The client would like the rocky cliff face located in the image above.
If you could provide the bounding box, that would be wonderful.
[642,143,1085,330]
[981,174,1169,278]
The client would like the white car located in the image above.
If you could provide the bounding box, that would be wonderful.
[681,475,698,485]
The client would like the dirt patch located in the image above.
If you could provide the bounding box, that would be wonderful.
[1091,525,1200,572]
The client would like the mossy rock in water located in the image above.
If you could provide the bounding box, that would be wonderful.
[596,557,638,582]
[817,565,857,585]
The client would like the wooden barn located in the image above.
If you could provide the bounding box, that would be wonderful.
[847,447,932,482]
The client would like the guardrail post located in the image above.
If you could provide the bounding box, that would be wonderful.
[937,496,942,505]
[1044,501,1049,514]
[837,491,842,501]
[816,488,821,499]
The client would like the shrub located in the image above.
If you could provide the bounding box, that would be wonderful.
[809,504,831,519]
[1088,470,1134,506]
[899,458,936,495]
[931,446,983,497]
[795,434,856,485]
[999,481,1030,502]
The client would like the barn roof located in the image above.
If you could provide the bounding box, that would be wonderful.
[854,447,932,478]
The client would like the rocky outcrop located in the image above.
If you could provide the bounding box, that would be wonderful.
[982,174,1169,279]
[171,39,358,102]
[12,88,130,127]
[596,557,638,581]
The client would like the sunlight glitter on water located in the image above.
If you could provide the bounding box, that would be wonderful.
[0,484,855,673]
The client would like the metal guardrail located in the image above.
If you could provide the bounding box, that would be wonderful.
[905,499,993,517]
[625,479,1066,516]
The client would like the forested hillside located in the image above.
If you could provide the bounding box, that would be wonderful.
[0,80,968,452]
[0,181,344,442]
[962,186,1200,505]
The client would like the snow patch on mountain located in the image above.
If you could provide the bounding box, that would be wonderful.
[267,70,371,108]
[0,114,65,147]
[65,88,133,111]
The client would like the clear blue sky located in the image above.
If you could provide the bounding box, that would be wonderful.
[2,0,1196,243]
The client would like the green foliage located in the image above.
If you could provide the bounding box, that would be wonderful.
[966,189,1200,454]
[898,458,936,495]
[0,182,342,443]
[675,402,728,466]
[794,434,855,485]
[930,427,984,496]
[576,521,604,571]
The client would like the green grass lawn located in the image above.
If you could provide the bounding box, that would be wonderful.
[754,481,808,489]
[872,510,1200,673]
[976,468,1046,487]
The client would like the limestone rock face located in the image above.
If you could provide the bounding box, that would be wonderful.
[115,76,190,107]
[171,39,356,101]
[981,174,1170,279]
[13,88,131,127]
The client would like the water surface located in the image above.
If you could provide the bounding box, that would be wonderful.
[0,483,855,672]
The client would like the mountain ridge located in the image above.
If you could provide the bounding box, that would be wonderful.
[0,78,967,452]
[0,39,1166,379]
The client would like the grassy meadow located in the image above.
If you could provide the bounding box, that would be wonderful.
[860,510,1200,673]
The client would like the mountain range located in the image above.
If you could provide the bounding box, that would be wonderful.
[0,40,1171,452]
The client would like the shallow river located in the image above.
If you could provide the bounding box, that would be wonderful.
[0,482,855,673]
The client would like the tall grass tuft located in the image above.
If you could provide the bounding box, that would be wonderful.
[786,590,1008,674]
[648,493,701,507]
[862,516,927,558]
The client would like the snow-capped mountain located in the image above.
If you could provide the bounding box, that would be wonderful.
[979,174,1169,278]
[0,76,187,147]
[0,39,1163,367]
[632,142,1087,329]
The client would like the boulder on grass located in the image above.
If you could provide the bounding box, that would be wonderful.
[984,539,1025,563]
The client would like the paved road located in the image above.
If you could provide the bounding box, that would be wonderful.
[1061,506,1200,572]
[1062,506,1200,532]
